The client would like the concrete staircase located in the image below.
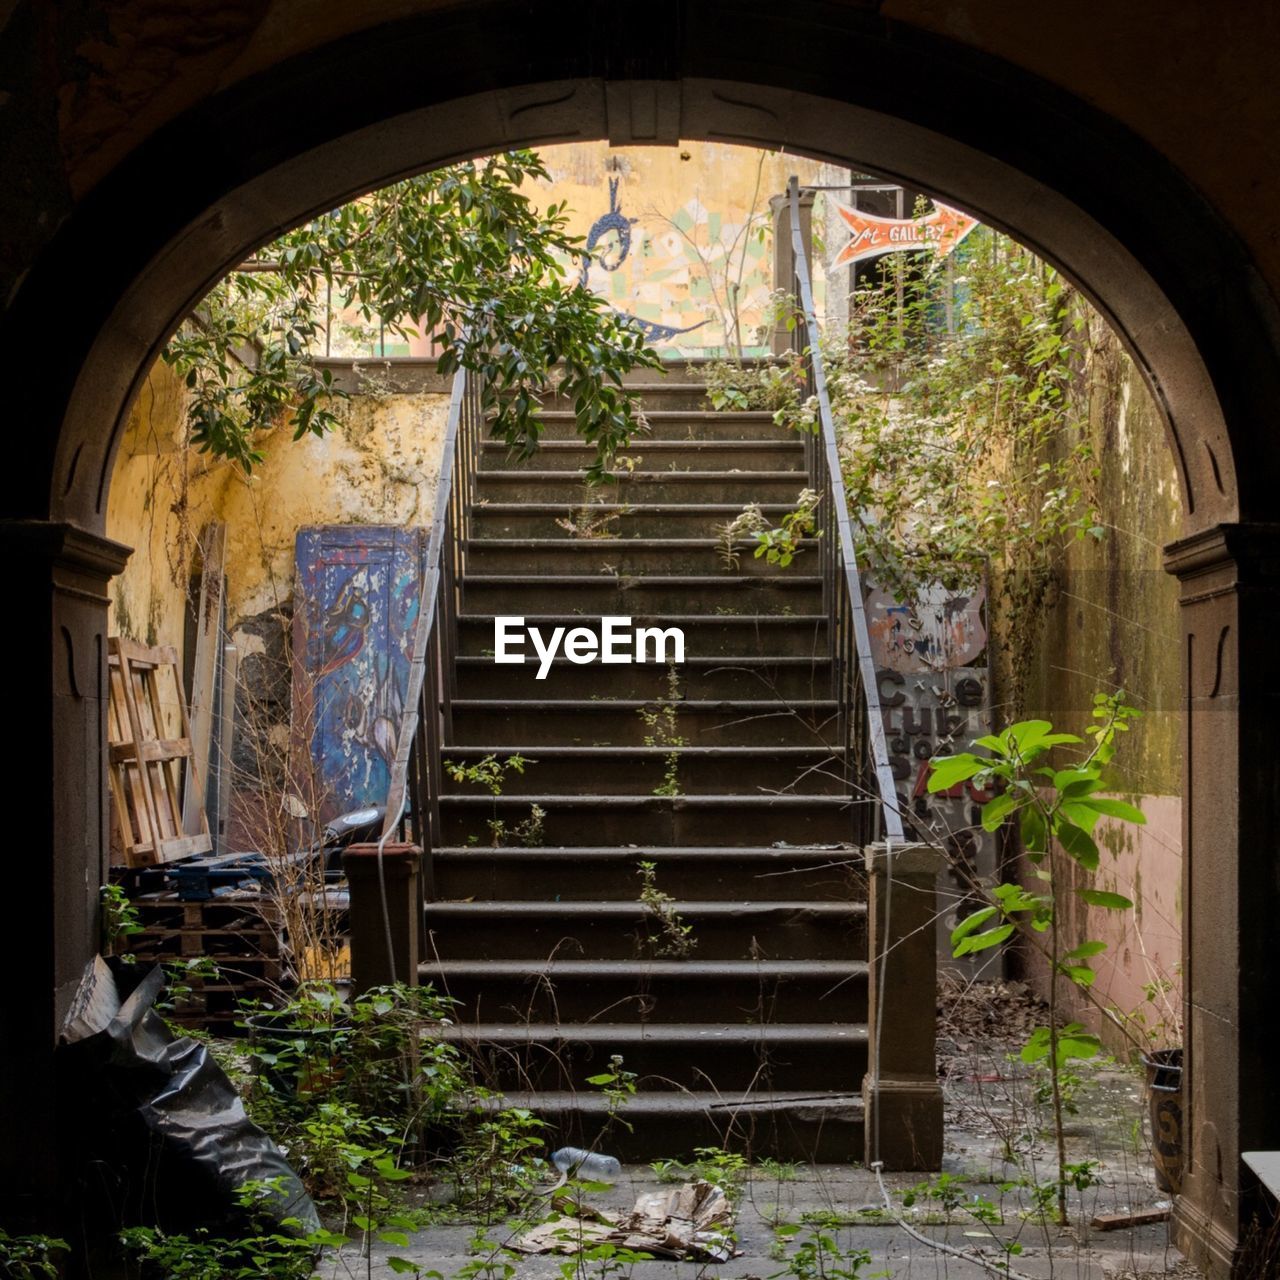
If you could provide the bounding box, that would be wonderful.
[422,367,869,1160]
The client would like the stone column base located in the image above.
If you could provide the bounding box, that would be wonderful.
[343,841,422,991]
[862,1073,945,1170]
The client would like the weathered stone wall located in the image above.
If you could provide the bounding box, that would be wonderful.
[1019,323,1184,1054]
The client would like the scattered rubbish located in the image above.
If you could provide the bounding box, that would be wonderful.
[517,1179,739,1262]
[1090,1207,1172,1231]
[551,1146,622,1182]
[59,956,318,1236]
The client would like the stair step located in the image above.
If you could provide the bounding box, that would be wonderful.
[430,846,867,901]
[475,471,811,505]
[481,439,803,471]
[461,573,821,615]
[439,1020,868,1092]
[477,1089,865,1161]
[464,537,818,577]
[440,744,846,794]
[469,503,801,540]
[422,958,868,1023]
[454,655,833,700]
[423,899,867,961]
[447,699,838,747]
[534,408,787,438]
[458,614,828,658]
[439,793,862,845]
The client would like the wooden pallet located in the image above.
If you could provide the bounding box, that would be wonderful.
[121,890,285,1030]
[108,637,212,867]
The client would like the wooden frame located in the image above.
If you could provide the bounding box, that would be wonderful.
[107,637,213,866]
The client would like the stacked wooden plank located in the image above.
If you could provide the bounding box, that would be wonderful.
[120,889,284,1031]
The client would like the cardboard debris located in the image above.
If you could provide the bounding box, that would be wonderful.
[516,1180,739,1262]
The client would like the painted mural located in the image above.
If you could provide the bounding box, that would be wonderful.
[866,580,999,975]
[292,526,426,823]
[534,142,846,358]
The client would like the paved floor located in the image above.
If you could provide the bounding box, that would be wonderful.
[353,1050,1193,1279]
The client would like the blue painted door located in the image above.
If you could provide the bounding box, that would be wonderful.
[292,526,426,824]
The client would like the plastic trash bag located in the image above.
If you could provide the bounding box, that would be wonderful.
[59,955,319,1236]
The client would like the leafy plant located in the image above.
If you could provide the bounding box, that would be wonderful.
[637,860,696,960]
[637,667,685,797]
[163,151,659,477]
[718,489,820,570]
[770,1224,873,1280]
[100,881,143,956]
[0,1230,68,1279]
[444,753,536,847]
[929,690,1146,1224]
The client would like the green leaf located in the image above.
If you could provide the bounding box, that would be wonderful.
[950,906,998,948]
[1020,804,1047,852]
[388,1258,421,1274]
[1006,719,1052,753]
[1077,888,1133,910]
[1064,940,1107,960]
[1056,820,1099,871]
[927,753,985,792]
[980,790,1023,832]
[1077,796,1147,825]
[953,922,1015,957]
[1060,964,1096,988]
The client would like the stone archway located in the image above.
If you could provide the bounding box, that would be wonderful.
[6,7,1279,1274]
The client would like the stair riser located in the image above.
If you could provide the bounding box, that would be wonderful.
[464,542,817,576]
[431,855,865,902]
[462,579,821,615]
[440,799,858,846]
[457,617,828,658]
[470,508,799,539]
[448,706,837,748]
[422,972,868,1024]
[440,793,860,844]
[455,658,832,700]
[476,475,810,504]
[423,909,867,961]
[440,752,846,795]
[489,1100,864,1162]
[446,1034,868,1093]
[535,414,786,440]
[481,443,804,472]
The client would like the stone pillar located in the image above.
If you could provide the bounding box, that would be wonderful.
[861,840,945,1170]
[343,841,422,992]
[0,522,130,1224]
[770,190,815,355]
[1164,524,1280,1278]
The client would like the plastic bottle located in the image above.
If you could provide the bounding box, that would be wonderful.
[550,1146,622,1182]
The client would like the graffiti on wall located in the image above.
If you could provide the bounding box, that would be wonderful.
[292,526,426,823]
[867,580,999,974]
[576,172,772,353]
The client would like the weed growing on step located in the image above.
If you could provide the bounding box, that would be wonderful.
[636,860,697,959]
[444,752,539,847]
[718,490,821,571]
[638,666,684,797]
[555,505,631,539]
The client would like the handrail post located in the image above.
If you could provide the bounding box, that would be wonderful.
[863,841,945,1169]
[344,841,423,992]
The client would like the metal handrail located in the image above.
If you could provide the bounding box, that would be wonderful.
[379,359,479,906]
[786,176,904,844]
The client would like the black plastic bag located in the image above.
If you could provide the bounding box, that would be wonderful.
[59,956,319,1236]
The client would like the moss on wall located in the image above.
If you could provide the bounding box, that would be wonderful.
[1023,323,1183,796]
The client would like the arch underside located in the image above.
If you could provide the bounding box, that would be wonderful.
[23,6,1275,538]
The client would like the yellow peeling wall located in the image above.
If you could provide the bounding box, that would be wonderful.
[106,360,451,646]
